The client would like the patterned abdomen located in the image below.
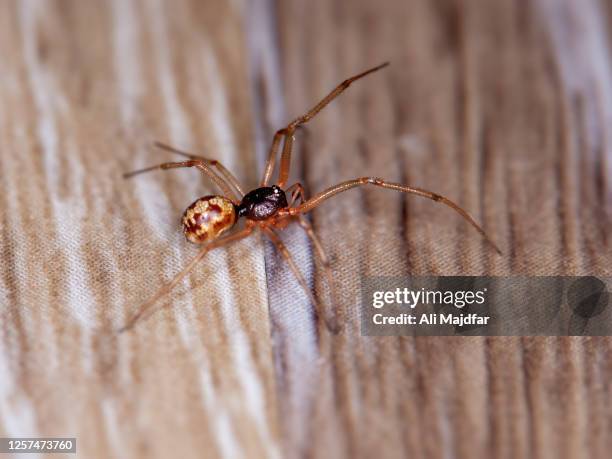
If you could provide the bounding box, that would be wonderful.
[182,196,236,244]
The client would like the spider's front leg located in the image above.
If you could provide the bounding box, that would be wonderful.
[285,182,306,207]
[284,177,503,255]
[260,63,390,188]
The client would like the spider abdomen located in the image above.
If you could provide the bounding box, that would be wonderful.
[237,185,288,221]
[182,196,237,244]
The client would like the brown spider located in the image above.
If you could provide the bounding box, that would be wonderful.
[119,62,501,333]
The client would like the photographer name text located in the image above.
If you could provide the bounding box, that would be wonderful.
[370,287,490,327]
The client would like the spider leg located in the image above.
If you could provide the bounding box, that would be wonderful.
[153,141,246,197]
[284,183,331,269]
[285,182,306,207]
[261,130,283,187]
[261,225,339,333]
[293,214,342,331]
[123,159,239,203]
[284,177,503,255]
[260,62,390,188]
[294,216,331,275]
[118,226,254,333]
[285,182,342,328]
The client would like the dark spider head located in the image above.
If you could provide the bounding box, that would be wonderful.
[237,185,288,221]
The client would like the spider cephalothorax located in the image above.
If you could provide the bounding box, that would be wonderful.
[236,185,288,220]
[121,62,501,333]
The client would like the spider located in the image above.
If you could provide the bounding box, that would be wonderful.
[119,62,501,333]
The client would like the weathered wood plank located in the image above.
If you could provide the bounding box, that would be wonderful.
[0,1,280,458]
[0,0,611,458]
[272,0,612,458]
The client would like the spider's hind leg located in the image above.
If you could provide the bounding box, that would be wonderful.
[153,141,246,197]
[118,226,254,333]
[123,159,239,203]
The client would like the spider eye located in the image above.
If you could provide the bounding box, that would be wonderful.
[182,196,236,244]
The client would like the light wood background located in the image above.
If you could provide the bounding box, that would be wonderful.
[0,0,611,458]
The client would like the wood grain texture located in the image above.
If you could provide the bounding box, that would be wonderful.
[268,1,612,458]
[0,1,279,458]
[0,0,610,458]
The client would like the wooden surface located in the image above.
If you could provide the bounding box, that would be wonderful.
[0,0,611,458]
